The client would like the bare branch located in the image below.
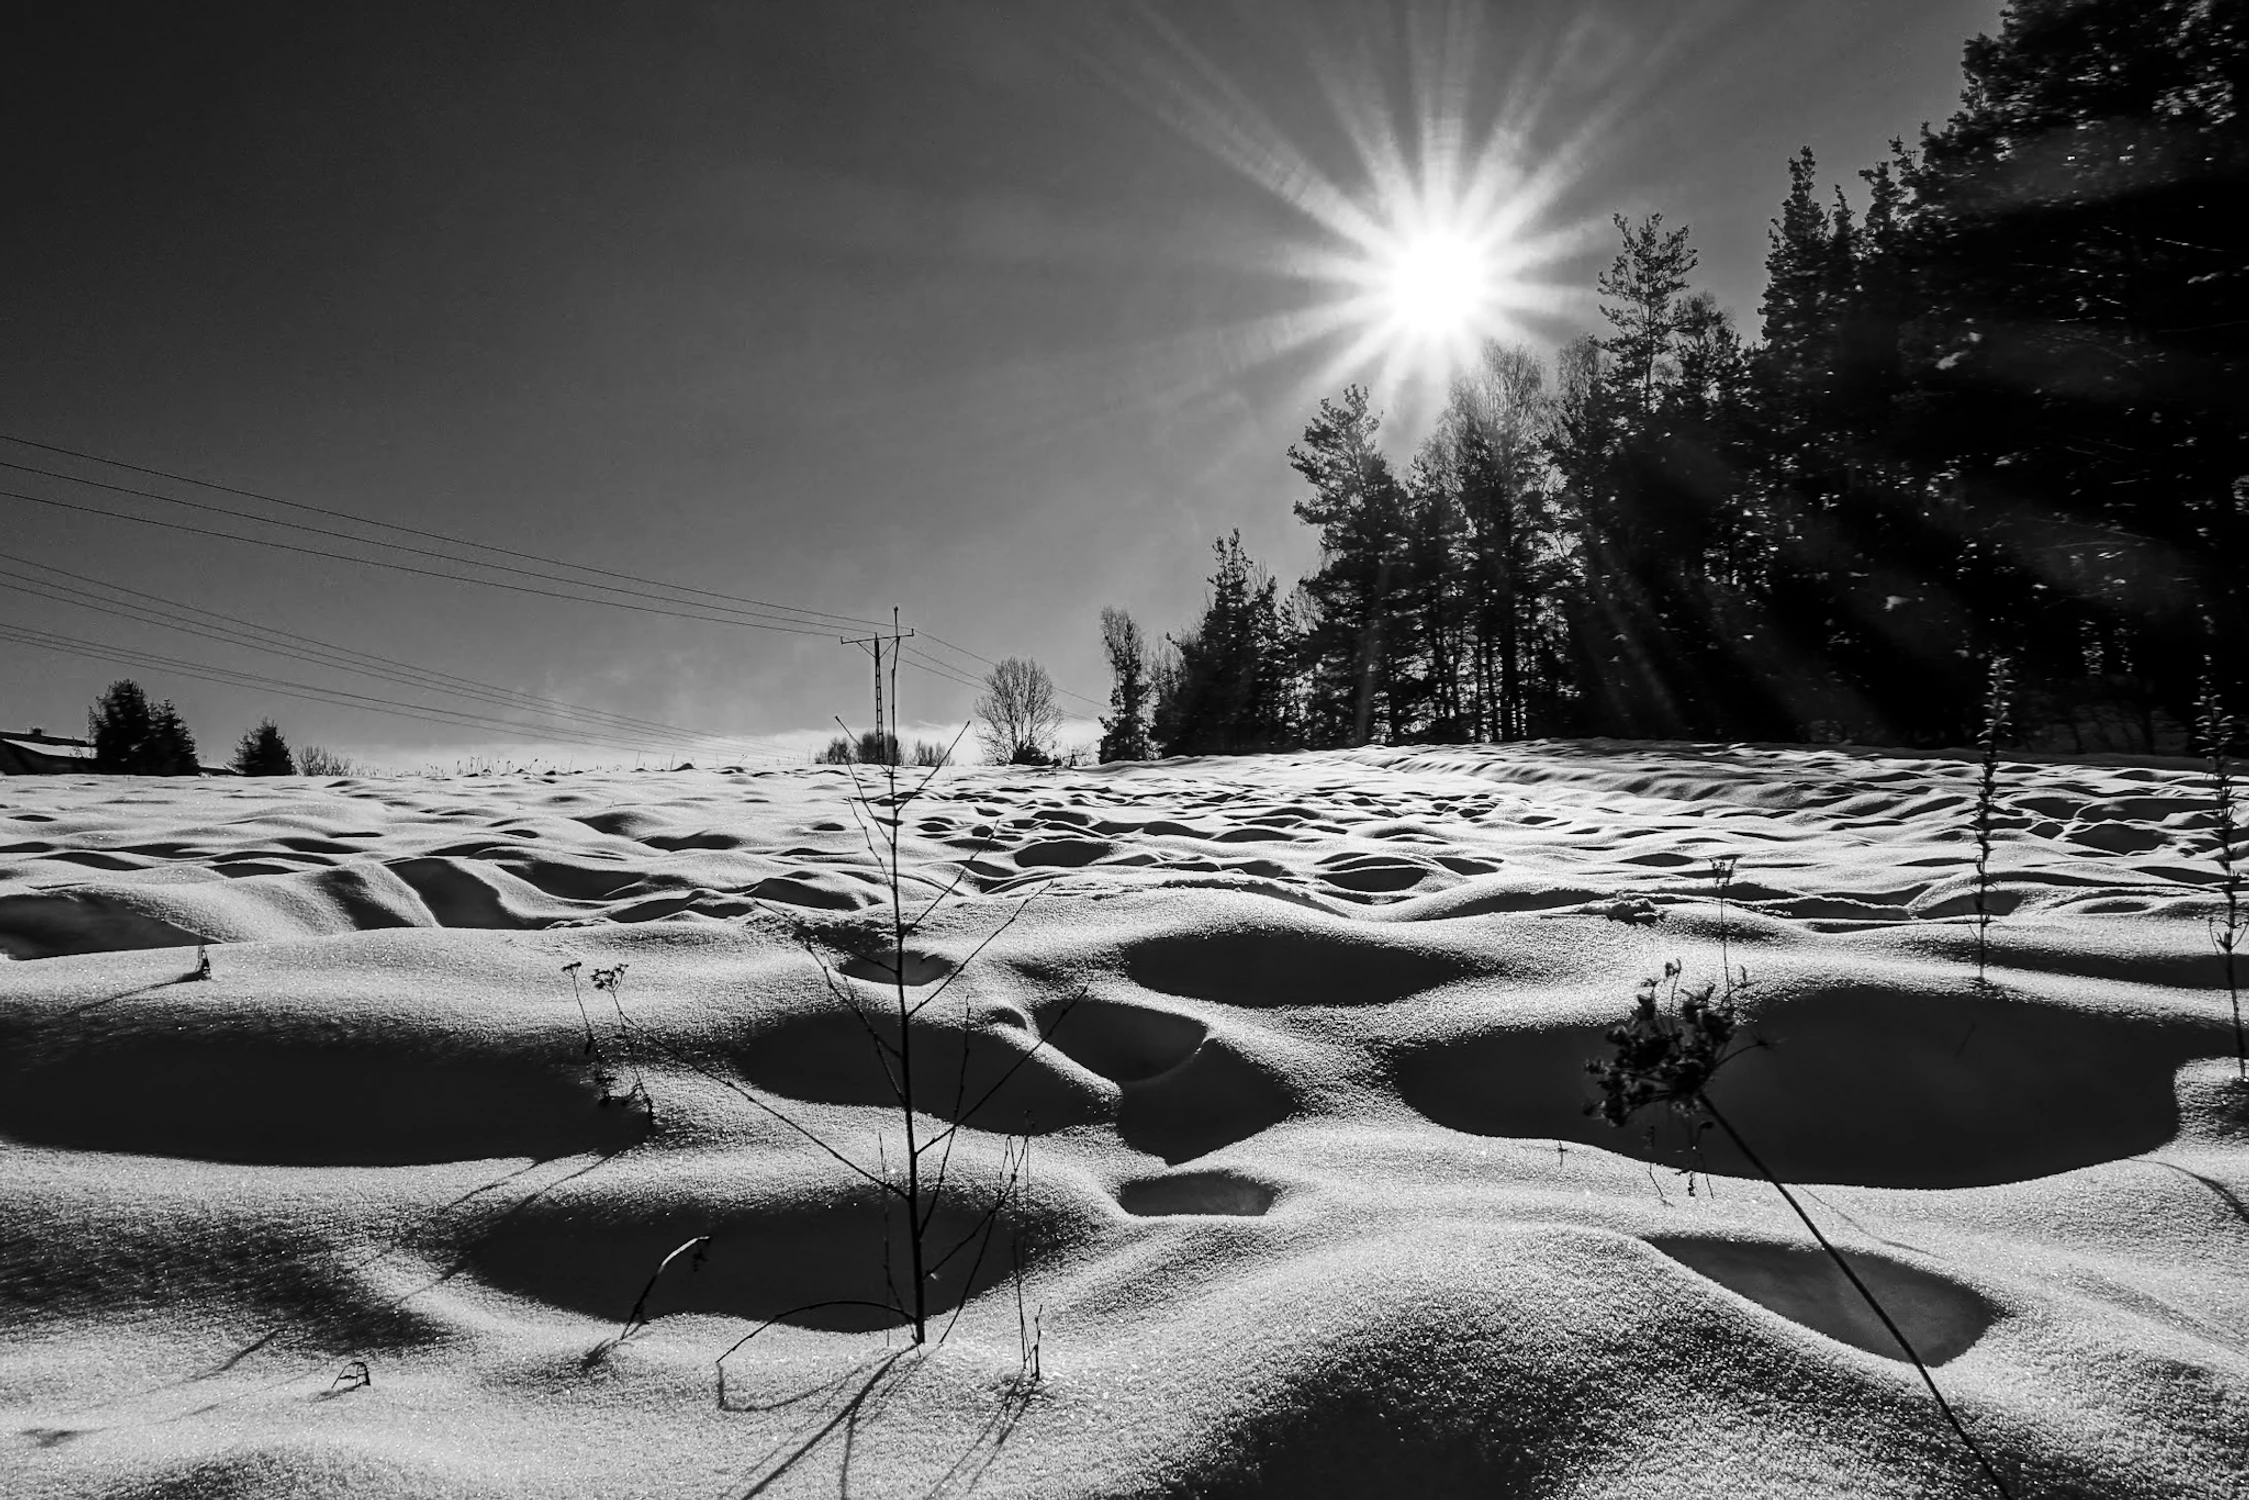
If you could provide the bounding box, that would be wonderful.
[915,987,1084,1191]
[908,899,1032,1020]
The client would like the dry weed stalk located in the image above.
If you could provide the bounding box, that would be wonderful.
[1706,853,1743,999]
[2197,671,2246,1081]
[1971,655,2014,985]
[1588,963,2014,1499]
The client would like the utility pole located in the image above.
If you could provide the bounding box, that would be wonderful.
[839,607,913,766]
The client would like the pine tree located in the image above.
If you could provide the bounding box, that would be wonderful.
[1152,533,1297,757]
[145,701,200,776]
[1098,607,1153,762]
[1288,388,1412,747]
[1887,0,2249,739]
[1559,216,1778,739]
[232,719,296,776]
[1426,342,1566,741]
[1757,148,1850,432]
[1743,151,1862,735]
[88,679,157,773]
[1398,455,1470,740]
[1595,213,1697,417]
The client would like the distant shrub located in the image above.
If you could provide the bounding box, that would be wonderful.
[296,744,364,777]
[910,739,949,767]
[816,731,907,765]
[232,720,296,776]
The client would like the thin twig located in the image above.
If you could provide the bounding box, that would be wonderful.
[601,1006,893,1195]
[915,989,1085,1183]
[616,1234,711,1343]
[936,1136,1026,1346]
[908,900,1032,1021]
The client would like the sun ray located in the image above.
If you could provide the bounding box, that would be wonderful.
[1075,3,1669,433]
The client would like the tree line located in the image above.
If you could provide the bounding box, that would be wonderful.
[1102,0,2245,760]
[76,678,318,776]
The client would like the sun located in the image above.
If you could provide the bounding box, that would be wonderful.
[1086,4,1603,426]
[1380,227,1497,341]
[1313,171,1553,398]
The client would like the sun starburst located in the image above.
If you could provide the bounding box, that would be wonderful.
[1084,5,1625,432]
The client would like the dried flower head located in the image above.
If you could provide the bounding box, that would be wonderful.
[1586,961,1741,1128]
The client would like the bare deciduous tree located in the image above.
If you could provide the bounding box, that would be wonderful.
[975,657,1061,765]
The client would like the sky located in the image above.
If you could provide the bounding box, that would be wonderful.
[0,0,2004,769]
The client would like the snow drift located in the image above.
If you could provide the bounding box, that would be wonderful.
[1,742,2243,1498]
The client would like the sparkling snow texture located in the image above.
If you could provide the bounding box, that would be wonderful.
[2,742,2245,1498]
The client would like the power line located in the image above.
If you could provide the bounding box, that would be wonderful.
[2,489,847,637]
[911,631,1106,711]
[1,431,1109,710]
[0,617,796,762]
[0,461,846,637]
[8,483,1106,715]
[0,617,695,758]
[898,650,989,695]
[0,555,803,761]
[0,432,885,630]
[0,552,807,755]
[915,630,1006,673]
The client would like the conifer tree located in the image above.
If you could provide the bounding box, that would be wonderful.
[1595,213,1697,417]
[145,701,200,776]
[1098,607,1154,762]
[1425,342,1566,741]
[1757,148,1851,430]
[87,681,199,774]
[232,719,296,776]
[88,679,157,773]
[1153,533,1296,756]
[1558,216,1779,739]
[1886,0,2249,737]
[1288,388,1412,747]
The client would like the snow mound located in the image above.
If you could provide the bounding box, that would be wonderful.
[2,744,2244,1498]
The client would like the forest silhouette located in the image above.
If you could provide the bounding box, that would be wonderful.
[1120,0,2244,759]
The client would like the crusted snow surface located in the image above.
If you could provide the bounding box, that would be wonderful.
[2,743,2245,1498]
